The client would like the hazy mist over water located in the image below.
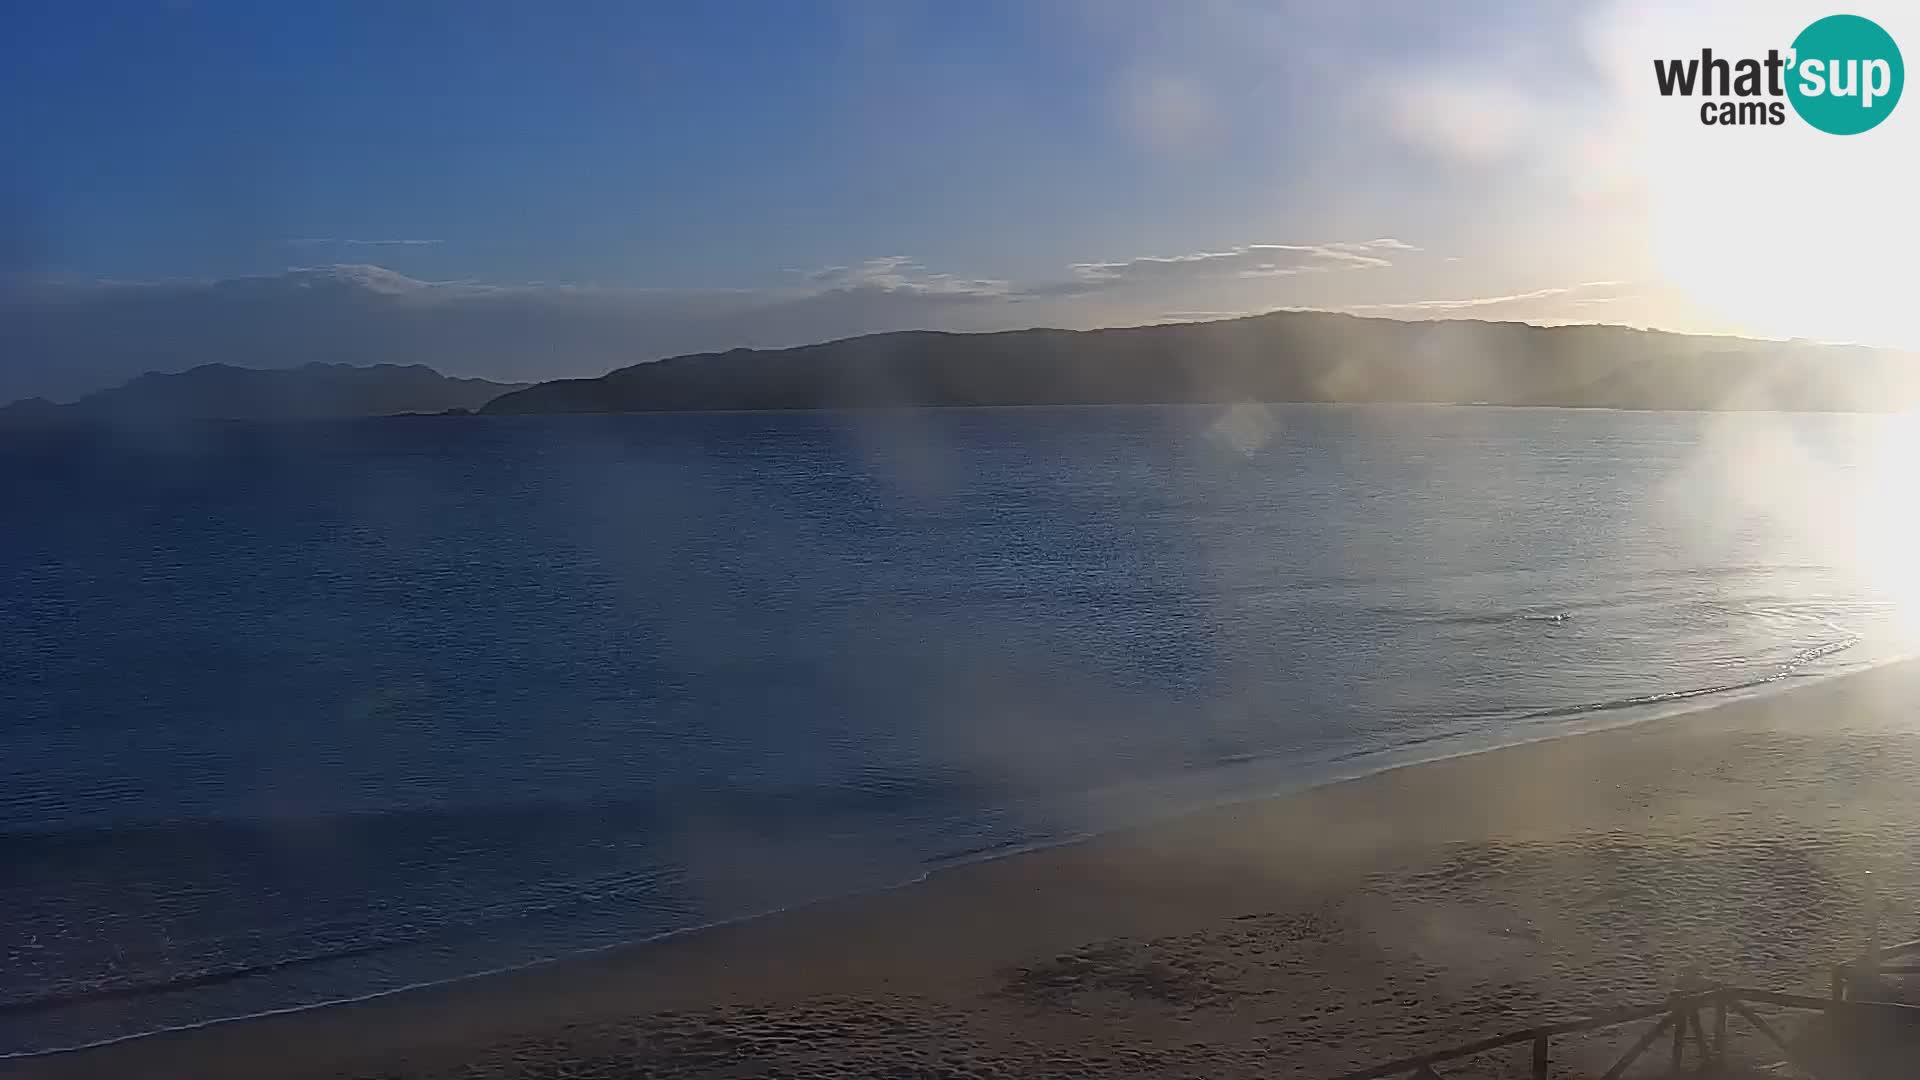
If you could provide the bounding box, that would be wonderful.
[2,403,1916,1054]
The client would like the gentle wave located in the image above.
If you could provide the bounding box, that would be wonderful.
[0,868,950,1063]
[1408,608,1578,628]
[1497,633,1861,725]
[0,765,995,842]
[0,938,408,1019]
[0,856,687,1016]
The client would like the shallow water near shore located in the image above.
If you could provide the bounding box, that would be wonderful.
[4,403,1918,1056]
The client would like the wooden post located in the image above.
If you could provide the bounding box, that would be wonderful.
[1531,1033,1549,1079]
[1670,1007,1686,1074]
[1602,1013,1674,1080]
[1832,963,1847,1001]
[1866,870,1882,966]
[1713,998,1728,1070]
[1727,999,1794,1061]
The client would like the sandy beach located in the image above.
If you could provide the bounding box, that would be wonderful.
[11,659,1920,1080]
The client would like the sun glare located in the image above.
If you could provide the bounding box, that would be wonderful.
[1855,412,1920,642]
[1600,0,1920,349]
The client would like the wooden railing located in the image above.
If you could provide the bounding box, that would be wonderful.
[1831,936,1920,1001]
[1329,985,1920,1079]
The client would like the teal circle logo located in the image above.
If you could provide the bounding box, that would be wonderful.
[1787,14,1904,134]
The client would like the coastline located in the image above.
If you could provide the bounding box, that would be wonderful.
[12,656,1920,1078]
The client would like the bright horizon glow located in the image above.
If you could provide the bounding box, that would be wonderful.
[1599,3,1920,351]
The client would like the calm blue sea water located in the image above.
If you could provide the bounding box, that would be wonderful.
[2,404,1915,1055]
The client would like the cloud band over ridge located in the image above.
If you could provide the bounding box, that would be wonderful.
[1,239,1663,404]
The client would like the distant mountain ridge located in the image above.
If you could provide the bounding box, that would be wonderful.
[0,362,527,428]
[13,312,1918,429]
[483,310,1920,415]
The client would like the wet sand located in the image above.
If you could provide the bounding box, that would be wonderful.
[11,659,1920,1079]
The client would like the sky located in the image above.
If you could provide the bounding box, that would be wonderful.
[3,0,1917,401]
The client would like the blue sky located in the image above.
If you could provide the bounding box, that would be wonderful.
[2,2,1605,286]
[4,1,1918,400]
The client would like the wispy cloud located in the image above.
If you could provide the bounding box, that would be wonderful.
[290,237,445,247]
[802,256,1011,299]
[1331,238,1419,253]
[1047,238,1415,294]
[1344,281,1630,315]
[15,243,1698,406]
[1159,310,1256,322]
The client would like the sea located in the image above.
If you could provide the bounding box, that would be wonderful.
[3,403,1916,1057]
